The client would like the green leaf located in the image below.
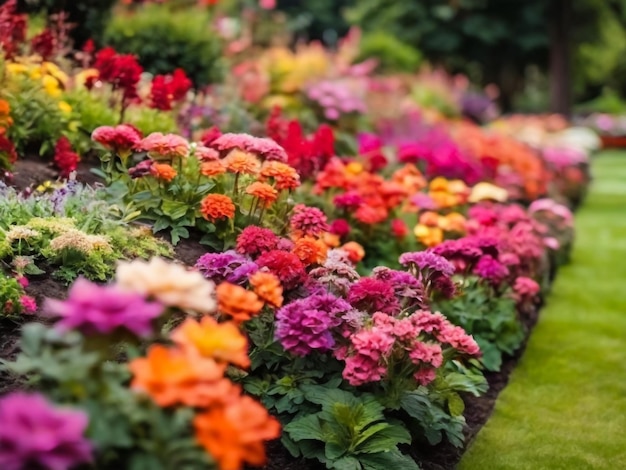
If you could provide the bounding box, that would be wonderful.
[447,393,465,417]
[355,424,411,454]
[284,414,325,442]
[325,441,347,460]
[330,456,361,470]
[359,449,420,470]
[161,200,190,220]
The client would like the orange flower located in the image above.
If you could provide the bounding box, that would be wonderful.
[129,345,238,407]
[341,241,365,263]
[419,211,440,227]
[392,164,426,193]
[171,317,250,368]
[323,232,341,248]
[259,161,300,191]
[429,177,449,192]
[216,282,264,323]
[194,396,281,470]
[201,160,227,177]
[200,194,235,222]
[150,163,177,182]
[439,212,466,232]
[249,272,283,308]
[245,182,278,207]
[292,237,328,266]
[224,150,261,175]
[414,224,443,247]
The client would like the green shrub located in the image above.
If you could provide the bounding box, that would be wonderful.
[103,5,224,86]
[356,32,423,73]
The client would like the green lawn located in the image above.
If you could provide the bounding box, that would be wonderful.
[460,151,626,470]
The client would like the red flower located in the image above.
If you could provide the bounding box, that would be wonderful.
[0,135,18,168]
[256,250,307,291]
[53,137,79,178]
[93,47,143,103]
[200,126,222,146]
[149,69,192,111]
[31,29,55,60]
[0,1,27,59]
[236,226,279,259]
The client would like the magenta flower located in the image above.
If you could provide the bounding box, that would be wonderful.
[19,295,37,314]
[236,226,280,258]
[348,277,399,315]
[473,255,510,285]
[0,393,92,470]
[195,250,258,285]
[399,251,455,277]
[289,205,329,238]
[44,278,163,337]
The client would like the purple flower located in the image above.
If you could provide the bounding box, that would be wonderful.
[195,250,258,285]
[372,267,425,306]
[0,393,92,470]
[473,255,509,285]
[128,159,154,179]
[432,239,483,264]
[44,278,163,337]
[399,251,455,277]
[275,293,352,356]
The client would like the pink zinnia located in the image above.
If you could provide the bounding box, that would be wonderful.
[137,132,189,161]
[19,295,37,314]
[92,124,142,155]
[348,278,399,315]
[210,133,288,162]
[236,226,280,258]
[290,205,329,238]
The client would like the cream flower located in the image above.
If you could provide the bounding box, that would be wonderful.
[5,226,41,242]
[49,229,112,254]
[115,257,216,314]
[468,183,509,203]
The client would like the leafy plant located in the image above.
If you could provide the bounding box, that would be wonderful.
[284,385,419,470]
[357,32,423,73]
[103,4,224,86]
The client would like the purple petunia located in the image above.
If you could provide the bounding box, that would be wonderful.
[44,278,163,337]
[0,392,92,470]
[195,250,259,285]
[275,293,352,356]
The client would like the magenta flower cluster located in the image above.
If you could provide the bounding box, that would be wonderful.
[195,250,259,285]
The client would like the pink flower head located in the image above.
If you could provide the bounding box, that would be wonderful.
[44,278,163,337]
[194,144,220,162]
[408,342,443,368]
[236,226,280,258]
[329,219,351,238]
[210,133,288,162]
[436,323,481,356]
[137,132,189,160]
[19,295,37,314]
[391,218,409,238]
[0,393,92,470]
[290,205,329,238]
[514,276,540,300]
[333,191,363,209]
[414,367,437,386]
[348,277,399,315]
[473,255,509,285]
[256,250,307,290]
[343,353,387,386]
[92,124,142,155]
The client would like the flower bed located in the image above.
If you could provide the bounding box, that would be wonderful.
[0,2,600,469]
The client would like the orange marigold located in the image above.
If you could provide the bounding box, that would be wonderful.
[194,396,281,470]
[245,182,278,207]
[341,241,365,263]
[259,161,300,191]
[171,317,250,368]
[150,163,177,182]
[249,271,283,308]
[224,149,261,175]
[292,237,328,266]
[129,345,238,407]
[216,282,264,323]
[200,194,235,222]
[201,160,227,177]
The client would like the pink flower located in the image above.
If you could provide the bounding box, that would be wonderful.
[408,342,443,367]
[329,219,351,237]
[210,133,288,162]
[436,324,481,356]
[137,133,189,161]
[513,276,540,301]
[414,367,437,386]
[92,124,142,155]
[351,327,395,361]
[19,295,37,314]
[194,145,220,162]
[16,276,28,288]
[290,205,329,238]
[343,354,387,386]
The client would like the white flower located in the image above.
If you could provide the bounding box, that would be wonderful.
[5,226,40,242]
[115,257,216,314]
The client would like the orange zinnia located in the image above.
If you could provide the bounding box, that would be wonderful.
[245,182,278,207]
[216,282,264,323]
[151,163,177,182]
[129,345,238,407]
[249,271,283,308]
[200,194,235,222]
[171,317,250,368]
[201,160,227,177]
[224,150,261,175]
[292,237,328,266]
[194,396,281,470]
[439,212,467,233]
[341,241,365,263]
[259,161,300,191]
[419,211,440,227]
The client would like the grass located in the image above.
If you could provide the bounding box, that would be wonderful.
[459,151,626,470]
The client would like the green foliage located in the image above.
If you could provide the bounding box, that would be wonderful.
[0,183,172,284]
[284,385,418,470]
[103,5,224,86]
[356,32,423,74]
[434,277,524,371]
[125,106,179,136]
[0,273,30,319]
[4,73,67,156]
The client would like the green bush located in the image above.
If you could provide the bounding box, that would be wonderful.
[103,5,224,87]
[356,32,423,73]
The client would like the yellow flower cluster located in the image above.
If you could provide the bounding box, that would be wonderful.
[26,217,76,235]
[5,226,41,242]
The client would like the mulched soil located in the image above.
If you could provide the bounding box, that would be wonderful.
[3,155,544,469]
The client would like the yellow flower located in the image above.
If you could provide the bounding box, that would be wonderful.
[345,162,364,176]
[42,62,69,86]
[414,224,444,247]
[58,101,72,114]
[6,63,28,75]
[468,182,509,203]
[42,75,61,97]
